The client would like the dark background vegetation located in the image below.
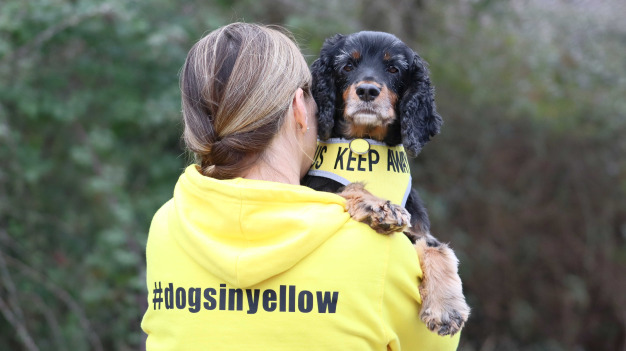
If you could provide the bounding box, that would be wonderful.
[1,0,625,350]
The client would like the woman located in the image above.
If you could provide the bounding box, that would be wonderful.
[141,23,460,350]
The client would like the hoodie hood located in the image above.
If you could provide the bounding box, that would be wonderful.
[169,165,350,288]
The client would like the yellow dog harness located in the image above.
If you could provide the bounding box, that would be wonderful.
[307,138,412,206]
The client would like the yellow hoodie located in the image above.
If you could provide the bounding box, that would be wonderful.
[141,165,460,350]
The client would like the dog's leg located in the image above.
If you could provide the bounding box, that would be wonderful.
[412,230,470,336]
[338,182,411,235]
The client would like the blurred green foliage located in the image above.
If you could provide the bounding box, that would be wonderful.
[0,0,624,350]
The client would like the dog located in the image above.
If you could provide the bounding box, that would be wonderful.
[302,31,470,336]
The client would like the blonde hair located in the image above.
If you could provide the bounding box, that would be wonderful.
[181,23,312,179]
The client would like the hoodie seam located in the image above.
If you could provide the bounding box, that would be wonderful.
[185,167,346,205]
[183,170,347,207]
[240,199,346,206]
[235,185,250,288]
[186,178,345,206]
[378,236,391,347]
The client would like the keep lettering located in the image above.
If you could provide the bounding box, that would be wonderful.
[311,145,410,174]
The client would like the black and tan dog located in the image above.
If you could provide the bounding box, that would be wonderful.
[302,31,470,336]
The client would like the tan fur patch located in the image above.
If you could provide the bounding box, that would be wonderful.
[414,236,470,336]
[343,124,389,140]
[388,89,398,106]
[351,51,361,60]
[383,52,391,61]
[377,85,397,121]
[342,88,351,104]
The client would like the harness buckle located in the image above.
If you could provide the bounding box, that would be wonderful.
[349,139,370,155]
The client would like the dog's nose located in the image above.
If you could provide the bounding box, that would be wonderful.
[356,84,380,102]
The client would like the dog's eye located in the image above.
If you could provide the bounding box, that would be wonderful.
[387,66,399,74]
[343,64,354,72]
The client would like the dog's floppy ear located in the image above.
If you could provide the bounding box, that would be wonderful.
[311,34,344,140]
[399,52,443,157]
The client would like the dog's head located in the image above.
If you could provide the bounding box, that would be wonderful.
[311,31,442,157]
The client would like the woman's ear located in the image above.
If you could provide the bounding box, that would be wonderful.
[399,53,443,157]
[292,88,308,133]
[311,34,344,141]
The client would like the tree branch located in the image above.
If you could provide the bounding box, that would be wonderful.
[0,296,39,351]
[0,247,26,326]
[3,254,103,351]
[24,293,68,351]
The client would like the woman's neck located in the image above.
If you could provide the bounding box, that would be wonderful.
[243,133,303,185]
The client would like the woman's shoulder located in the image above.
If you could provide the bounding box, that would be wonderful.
[150,200,173,226]
[147,199,174,246]
[334,219,422,272]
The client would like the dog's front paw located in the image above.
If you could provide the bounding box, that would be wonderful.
[416,239,470,336]
[338,183,410,235]
[368,200,411,235]
[420,299,469,336]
